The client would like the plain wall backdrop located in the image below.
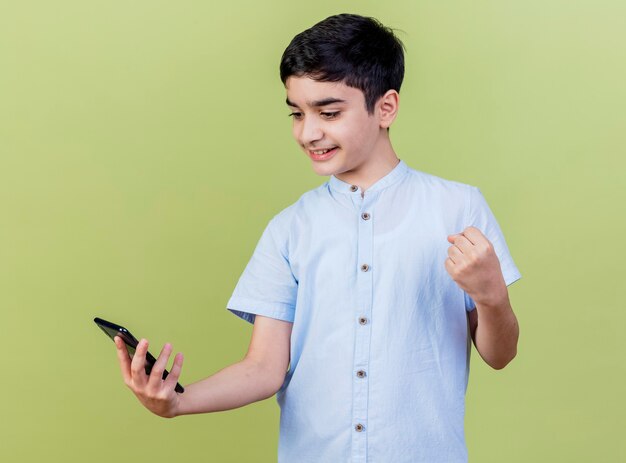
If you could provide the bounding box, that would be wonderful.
[1,1,624,461]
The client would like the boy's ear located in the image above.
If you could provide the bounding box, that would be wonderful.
[377,90,400,129]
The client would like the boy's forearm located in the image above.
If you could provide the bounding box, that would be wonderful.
[473,293,519,370]
[174,358,284,416]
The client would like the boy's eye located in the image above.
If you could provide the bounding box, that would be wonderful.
[321,111,340,120]
[288,112,303,120]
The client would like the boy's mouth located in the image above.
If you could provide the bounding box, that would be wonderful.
[308,146,338,161]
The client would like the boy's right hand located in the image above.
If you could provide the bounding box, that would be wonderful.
[114,336,184,418]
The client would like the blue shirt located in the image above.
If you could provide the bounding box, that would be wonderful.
[227,160,521,463]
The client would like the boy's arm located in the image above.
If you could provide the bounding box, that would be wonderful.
[467,292,518,370]
[446,226,519,370]
[114,314,292,418]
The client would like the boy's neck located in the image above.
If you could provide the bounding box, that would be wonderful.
[334,141,400,195]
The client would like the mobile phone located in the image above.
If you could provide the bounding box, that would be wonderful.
[94,317,184,393]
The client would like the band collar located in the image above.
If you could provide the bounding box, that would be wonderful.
[328,159,409,195]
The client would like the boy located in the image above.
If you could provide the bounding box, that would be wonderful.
[113,13,521,463]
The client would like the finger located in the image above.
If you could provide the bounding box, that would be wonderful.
[163,353,184,391]
[451,234,474,254]
[114,336,132,384]
[130,338,149,387]
[447,234,461,244]
[147,343,173,390]
[444,256,455,274]
[461,226,486,245]
[447,245,463,264]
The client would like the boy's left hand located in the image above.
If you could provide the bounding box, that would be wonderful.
[445,226,507,307]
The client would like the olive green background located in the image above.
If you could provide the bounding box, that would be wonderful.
[1,1,624,461]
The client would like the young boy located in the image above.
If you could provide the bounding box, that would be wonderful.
[114,13,521,463]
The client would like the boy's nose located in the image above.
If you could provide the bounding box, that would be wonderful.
[298,118,323,145]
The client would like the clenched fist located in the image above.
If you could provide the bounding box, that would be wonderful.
[445,226,507,308]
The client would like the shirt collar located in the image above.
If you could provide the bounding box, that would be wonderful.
[328,159,409,195]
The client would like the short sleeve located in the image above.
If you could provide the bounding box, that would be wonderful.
[464,186,522,311]
[227,216,297,324]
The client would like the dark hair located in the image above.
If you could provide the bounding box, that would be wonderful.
[280,14,405,114]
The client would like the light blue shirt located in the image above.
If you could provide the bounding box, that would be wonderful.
[227,160,521,463]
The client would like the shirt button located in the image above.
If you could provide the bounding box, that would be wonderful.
[360,264,370,272]
[350,185,358,192]
[359,316,368,325]
[355,423,365,432]
[361,212,371,220]
[356,370,367,378]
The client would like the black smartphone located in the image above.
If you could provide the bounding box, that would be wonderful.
[94,317,184,393]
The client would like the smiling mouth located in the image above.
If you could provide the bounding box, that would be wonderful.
[308,146,338,161]
[310,147,336,155]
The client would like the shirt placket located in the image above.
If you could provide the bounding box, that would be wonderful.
[350,187,375,463]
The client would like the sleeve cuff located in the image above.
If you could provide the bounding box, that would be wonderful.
[504,270,522,287]
[226,296,295,324]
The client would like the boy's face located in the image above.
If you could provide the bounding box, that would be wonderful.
[285,77,388,179]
